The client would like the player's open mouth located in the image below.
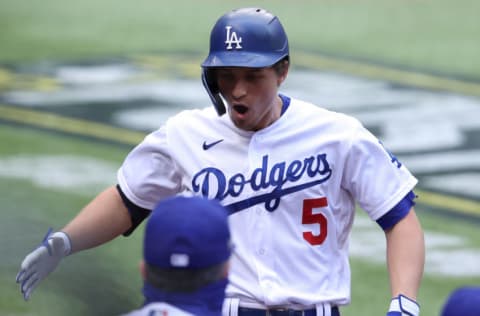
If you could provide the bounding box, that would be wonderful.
[233,104,248,114]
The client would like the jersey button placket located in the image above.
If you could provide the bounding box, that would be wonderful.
[248,133,277,301]
[253,206,267,257]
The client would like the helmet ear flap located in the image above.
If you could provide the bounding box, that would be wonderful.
[202,69,226,116]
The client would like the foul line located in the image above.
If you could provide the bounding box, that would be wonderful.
[1,104,479,217]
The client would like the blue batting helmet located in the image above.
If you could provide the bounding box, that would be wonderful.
[201,7,290,115]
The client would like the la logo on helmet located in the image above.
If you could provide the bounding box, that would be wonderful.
[225,26,242,50]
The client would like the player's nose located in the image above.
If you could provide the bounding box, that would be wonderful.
[231,79,247,100]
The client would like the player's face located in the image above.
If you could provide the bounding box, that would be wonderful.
[216,66,286,131]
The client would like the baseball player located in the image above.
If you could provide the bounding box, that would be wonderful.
[120,196,232,316]
[16,7,425,316]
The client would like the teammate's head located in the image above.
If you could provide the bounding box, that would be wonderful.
[441,286,480,316]
[202,7,289,118]
[141,196,231,292]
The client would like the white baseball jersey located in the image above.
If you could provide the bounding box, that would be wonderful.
[120,302,194,316]
[118,97,417,307]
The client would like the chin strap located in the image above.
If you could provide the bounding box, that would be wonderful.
[201,69,226,116]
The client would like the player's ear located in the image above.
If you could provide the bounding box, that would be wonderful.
[276,59,289,86]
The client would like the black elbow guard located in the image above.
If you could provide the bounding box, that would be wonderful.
[116,184,151,236]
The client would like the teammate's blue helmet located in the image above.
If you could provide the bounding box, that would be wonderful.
[201,7,290,116]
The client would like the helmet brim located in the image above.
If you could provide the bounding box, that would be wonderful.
[202,51,288,68]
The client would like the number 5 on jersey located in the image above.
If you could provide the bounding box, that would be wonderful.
[302,197,328,246]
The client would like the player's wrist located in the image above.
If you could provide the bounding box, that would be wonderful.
[49,231,72,256]
[386,294,420,316]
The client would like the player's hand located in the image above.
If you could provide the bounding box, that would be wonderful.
[16,229,71,301]
[386,294,420,316]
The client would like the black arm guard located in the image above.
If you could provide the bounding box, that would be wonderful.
[116,184,151,236]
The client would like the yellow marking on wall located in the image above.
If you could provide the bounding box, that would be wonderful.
[0,68,15,90]
[0,104,145,145]
[415,189,480,216]
[31,77,59,91]
[294,52,480,97]
[132,54,171,70]
[0,68,59,92]
[178,61,202,78]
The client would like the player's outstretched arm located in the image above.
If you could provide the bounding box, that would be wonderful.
[16,185,132,300]
[384,207,425,315]
[62,185,131,253]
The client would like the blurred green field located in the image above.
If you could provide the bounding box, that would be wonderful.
[1,0,480,315]
[0,0,479,80]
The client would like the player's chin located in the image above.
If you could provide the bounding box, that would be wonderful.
[229,110,254,130]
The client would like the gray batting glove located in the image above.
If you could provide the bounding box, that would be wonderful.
[16,228,72,301]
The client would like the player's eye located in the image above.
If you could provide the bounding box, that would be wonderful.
[217,72,235,82]
[245,73,263,82]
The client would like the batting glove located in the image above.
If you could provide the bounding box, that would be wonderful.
[16,228,71,301]
[386,294,420,316]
